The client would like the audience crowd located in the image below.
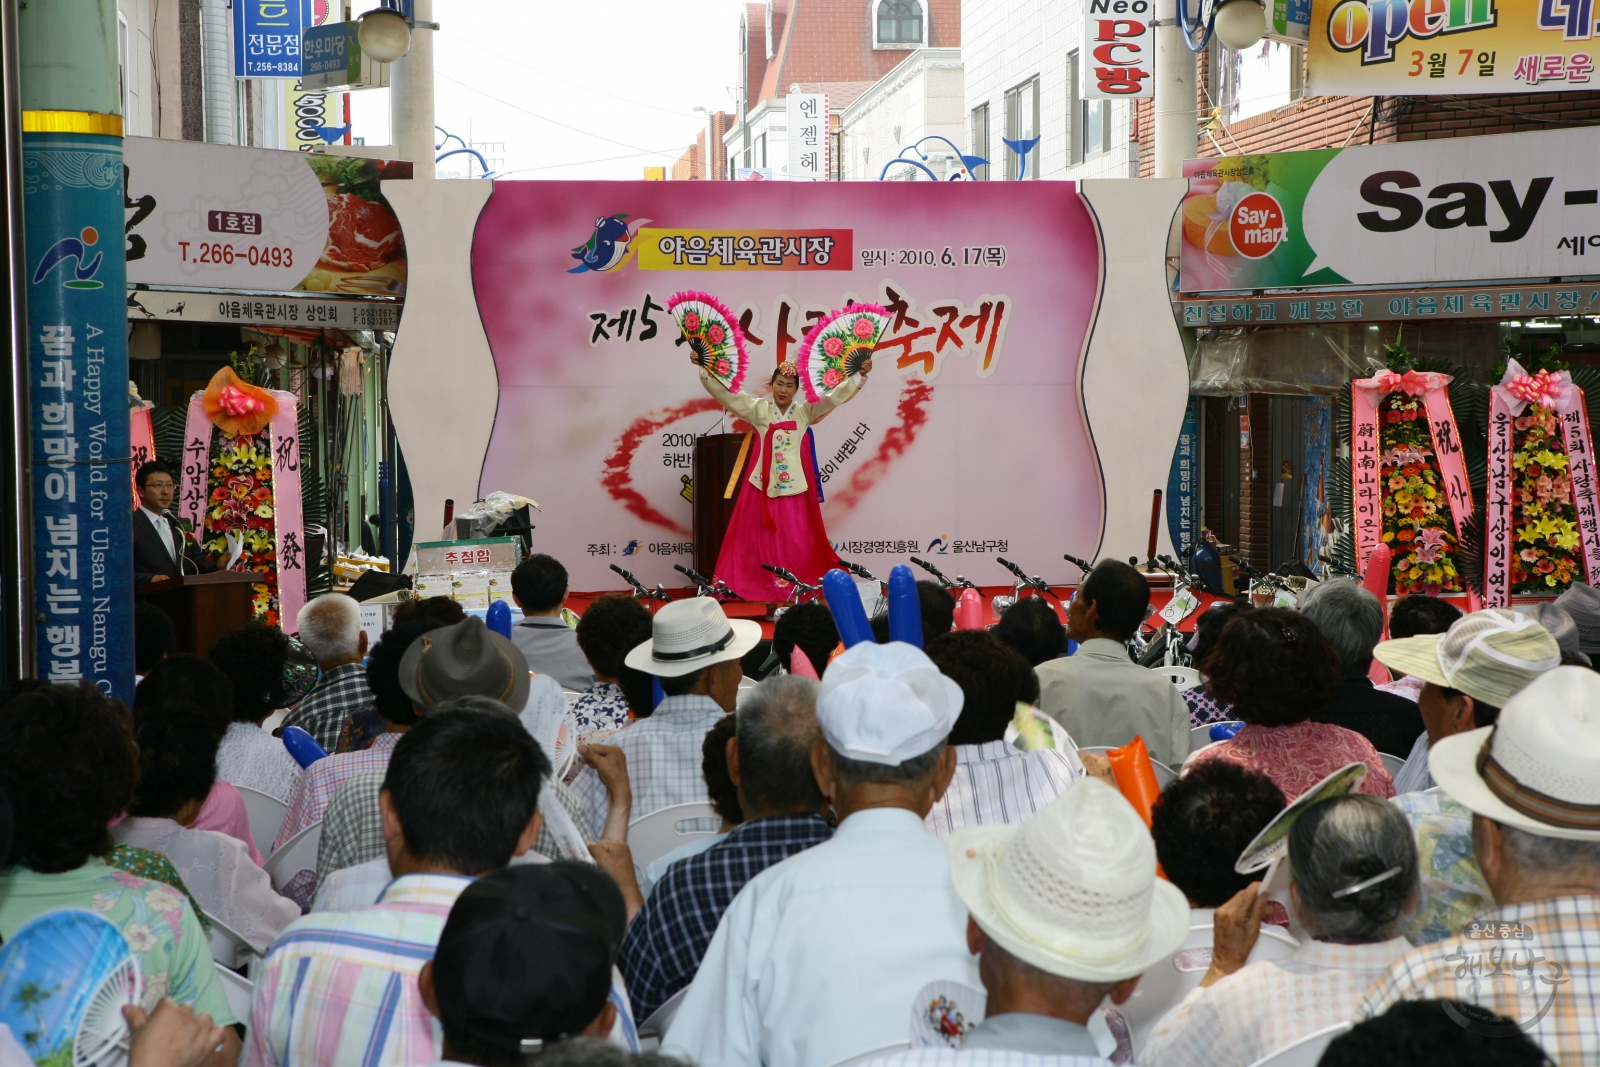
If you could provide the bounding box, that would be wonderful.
[2,556,1597,1067]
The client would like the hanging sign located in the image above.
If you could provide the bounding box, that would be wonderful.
[785,93,829,181]
[1081,0,1155,98]
[234,0,313,78]
[1167,397,1199,556]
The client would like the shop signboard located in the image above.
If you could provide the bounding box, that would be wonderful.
[300,22,390,92]
[1179,126,1600,293]
[123,137,410,303]
[465,182,1108,589]
[1081,0,1156,97]
[234,0,313,79]
[785,93,829,181]
[1308,0,1596,95]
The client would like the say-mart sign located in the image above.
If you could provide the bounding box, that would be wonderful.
[1178,125,1600,292]
[234,0,314,78]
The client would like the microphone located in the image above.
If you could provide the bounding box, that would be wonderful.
[675,563,712,586]
[909,556,956,589]
[837,559,877,582]
[163,509,194,575]
[761,562,800,584]
[997,557,1052,595]
[1062,553,1093,575]
[610,563,654,599]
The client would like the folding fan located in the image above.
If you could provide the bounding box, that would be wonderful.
[666,291,749,393]
[0,908,144,1067]
[795,304,890,403]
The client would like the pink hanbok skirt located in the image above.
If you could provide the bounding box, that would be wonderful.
[714,448,837,602]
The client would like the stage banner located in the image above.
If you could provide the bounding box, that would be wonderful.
[470,183,1104,590]
[1179,126,1600,293]
[1309,0,1596,96]
[1167,397,1199,556]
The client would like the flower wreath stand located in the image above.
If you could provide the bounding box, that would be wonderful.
[176,367,306,629]
[1350,369,1474,596]
[1484,359,1600,604]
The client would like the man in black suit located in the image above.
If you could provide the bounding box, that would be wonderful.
[132,461,216,585]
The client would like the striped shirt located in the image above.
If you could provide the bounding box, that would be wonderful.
[278,732,401,849]
[861,1051,1107,1067]
[245,873,471,1067]
[1358,894,1600,1066]
[925,741,1078,839]
[568,695,728,839]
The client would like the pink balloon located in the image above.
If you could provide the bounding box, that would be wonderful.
[954,588,986,630]
[1362,542,1393,685]
[790,646,820,679]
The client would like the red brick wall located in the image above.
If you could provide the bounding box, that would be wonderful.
[760,0,960,102]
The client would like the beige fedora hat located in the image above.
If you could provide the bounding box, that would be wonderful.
[622,597,762,678]
[1430,665,1600,842]
[949,778,1189,983]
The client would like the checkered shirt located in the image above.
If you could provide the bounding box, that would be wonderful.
[315,771,596,886]
[618,814,833,1022]
[277,732,400,850]
[282,663,374,753]
[924,741,1077,839]
[1358,895,1600,1066]
[244,873,471,1067]
[568,695,729,838]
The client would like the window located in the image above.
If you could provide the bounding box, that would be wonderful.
[876,0,924,46]
[1067,51,1081,165]
[1083,97,1111,157]
[118,14,129,117]
[969,103,990,180]
[1003,76,1039,180]
[1211,40,1302,124]
[757,133,767,169]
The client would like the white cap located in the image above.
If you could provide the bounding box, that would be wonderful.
[816,641,963,765]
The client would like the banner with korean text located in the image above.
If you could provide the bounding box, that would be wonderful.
[469,182,1105,590]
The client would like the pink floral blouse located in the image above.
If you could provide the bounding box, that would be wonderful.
[1187,720,1396,802]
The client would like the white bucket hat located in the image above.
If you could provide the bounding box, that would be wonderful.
[622,597,761,678]
[949,778,1189,983]
[817,641,963,765]
[1373,608,1560,709]
[1430,665,1600,842]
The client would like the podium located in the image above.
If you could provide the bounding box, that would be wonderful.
[693,432,751,581]
[135,571,262,656]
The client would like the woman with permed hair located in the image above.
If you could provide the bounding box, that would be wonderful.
[1186,607,1396,801]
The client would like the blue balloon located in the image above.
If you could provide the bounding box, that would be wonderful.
[651,675,665,712]
[886,564,921,647]
[821,568,874,648]
[282,725,329,768]
[1209,721,1245,743]
[486,600,514,638]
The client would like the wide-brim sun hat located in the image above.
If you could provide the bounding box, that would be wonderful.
[1429,665,1600,842]
[399,616,531,711]
[949,778,1189,983]
[1373,607,1561,709]
[1555,582,1600,656]
[623,597,762,678]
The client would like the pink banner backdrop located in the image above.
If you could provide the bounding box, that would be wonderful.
[130,406,155,512]
[1485,362,1600,606]
[1350,371,1473,577]
[469,182,1105,590]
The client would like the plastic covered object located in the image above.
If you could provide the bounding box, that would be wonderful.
[460,491,542,539]
[1106,734,1162,829]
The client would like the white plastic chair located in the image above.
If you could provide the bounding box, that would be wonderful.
[215,961,254,1027]
[637,986,689,1040]
[206,915,262,973]
[562,689,583,707]
[264,821,322,895]
[1076,746,1178,789]
[627,803,720,869]
[822,1040,911,1067]
[1191,720,1246,752]
[1154,665,1202,691]
[1378,751,1407,779]
[1245,1021,1353,1067]
[235,785,289,859]
[1112,919,1299,1057]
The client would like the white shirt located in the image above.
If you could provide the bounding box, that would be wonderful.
[141,505,178,561]
[925,741,1078,839]
[1138,937,1413,1067]
[1392,731,1435,795]
[662,807,982,1067]
[863,1052,1107,1067]
[111,815,300,952]
[216,720,305,805]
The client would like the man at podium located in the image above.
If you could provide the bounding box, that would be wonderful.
[132,461,217,585]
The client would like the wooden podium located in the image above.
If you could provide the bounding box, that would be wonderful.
[693,432,751,581]
[135,571,262,655]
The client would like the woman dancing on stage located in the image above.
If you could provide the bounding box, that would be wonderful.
[669,292,882,603]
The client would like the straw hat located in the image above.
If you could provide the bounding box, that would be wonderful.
[399,616,531,711]
[1429,666,1600,842]
[1372,608,1560,709]
[1555,583,1600,656]
[949,778,1189,982]
[622,597,761,678]
[817,641,963,765]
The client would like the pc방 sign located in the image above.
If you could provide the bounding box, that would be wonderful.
[1179,125,1600,292]
[1308,0,1597,94]
[1081,0,1155,97]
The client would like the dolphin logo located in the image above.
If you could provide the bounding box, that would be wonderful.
[33,227,105,289]
[569,214,651,274]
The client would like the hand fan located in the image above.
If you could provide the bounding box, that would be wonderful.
[666,291,749,393]
[1236,762,1368,877]
[0,908,144,1067]
[795,304,890,403]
